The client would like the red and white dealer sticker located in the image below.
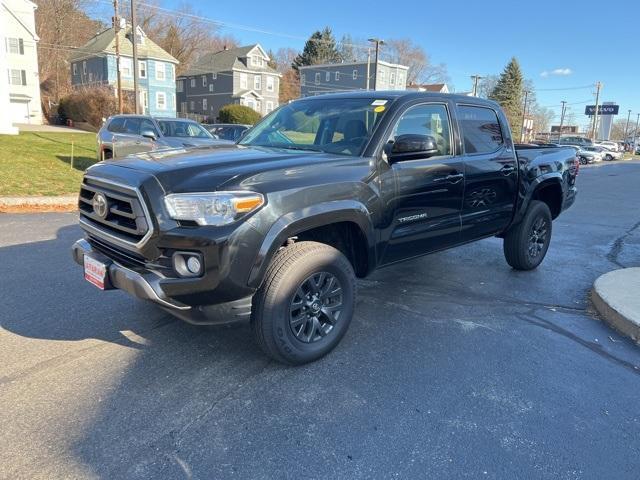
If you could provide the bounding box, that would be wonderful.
[84,255,107,290]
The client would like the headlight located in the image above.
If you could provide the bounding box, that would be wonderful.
[164,191,264,226]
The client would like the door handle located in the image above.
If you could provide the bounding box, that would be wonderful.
[433,173,464,184]
[501,165,516,175]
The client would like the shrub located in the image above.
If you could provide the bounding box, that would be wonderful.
[58,87,133,128]
[218,104,262,125]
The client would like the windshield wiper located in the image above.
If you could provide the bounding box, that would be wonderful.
[252,144,323,152]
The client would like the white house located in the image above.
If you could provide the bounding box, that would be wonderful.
[1,0,42,130]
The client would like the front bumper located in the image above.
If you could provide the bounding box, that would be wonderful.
[72,239,252,325]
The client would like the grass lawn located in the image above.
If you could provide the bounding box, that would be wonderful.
[0,132,97,196]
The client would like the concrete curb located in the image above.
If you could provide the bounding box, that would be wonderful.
[591,268,640,342]
[0,196,78,213]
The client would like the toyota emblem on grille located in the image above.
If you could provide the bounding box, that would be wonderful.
[92,193,109,219]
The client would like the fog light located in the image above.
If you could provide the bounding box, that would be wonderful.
[186,256,201,274]
[173,252,203,277]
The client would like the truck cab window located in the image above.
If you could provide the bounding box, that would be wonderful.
[390,104,451,156]
[458,105,503,154]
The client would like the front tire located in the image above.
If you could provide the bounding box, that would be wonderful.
[503,200,552,271]
[251,241,356,365]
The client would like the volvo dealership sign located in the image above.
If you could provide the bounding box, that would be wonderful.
[585,104,619,115]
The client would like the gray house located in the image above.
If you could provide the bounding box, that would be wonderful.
[176,44,281,121]
[299,60,409,97]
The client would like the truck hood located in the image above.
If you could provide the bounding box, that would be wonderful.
[95,144,352,193]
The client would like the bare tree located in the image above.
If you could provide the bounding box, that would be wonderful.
[34,0,103,101]
[382,38,448,85]
[126,2,238,75]
[477,75,498,98]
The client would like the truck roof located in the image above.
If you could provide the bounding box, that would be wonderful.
[298,90,500,108]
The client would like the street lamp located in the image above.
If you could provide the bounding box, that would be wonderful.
[368,38,385,91]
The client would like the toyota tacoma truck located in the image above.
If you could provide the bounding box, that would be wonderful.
[72,92,578,365]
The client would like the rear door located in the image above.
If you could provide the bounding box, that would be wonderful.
[379,101,465,265]
[457,104,518,239]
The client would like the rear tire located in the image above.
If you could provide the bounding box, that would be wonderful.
[251,241,356,365]
[503,200,552,271]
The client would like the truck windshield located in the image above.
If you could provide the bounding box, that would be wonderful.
[239,97,390,156]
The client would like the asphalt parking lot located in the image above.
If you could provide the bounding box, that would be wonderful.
[1,160,639,480]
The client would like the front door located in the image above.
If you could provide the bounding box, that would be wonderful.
[457,104,518,239]
[379,102,465,265]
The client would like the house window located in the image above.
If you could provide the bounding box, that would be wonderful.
[9,69,26,85]
[156,62,166,80]
[252,56,263,67]
[315,73,320,84]
[190,100,195,110]
[190,78,196,88]
[156,91,166,110]
[168,64,174,80]
[177,80,183,92]
[7,38,24,55]
[202,75,207,87]
[240,73,247,89]
[300,73,305,86]
[120,58,132,77]
[398,74,404,86]
[72,63,77,75]
[380,70,385,82]
[266,101,273,113]
[390,72,395,85]
[256,100,261,112]
[352,70,357,80]
[325,71,330,82]
[254,75,261,90]
[88,72,93,82]
[335,71,339,81]
[180,101,187,113]
[139,61,146,78]
[141,90,148,110]
[266,76,274,92]
[202,98,207,110]
[209,84,214,92]
[82,61,87,75]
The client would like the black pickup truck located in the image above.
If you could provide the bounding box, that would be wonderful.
[72,92,578,364]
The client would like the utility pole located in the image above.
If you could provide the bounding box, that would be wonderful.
[130,0,140,114]
[634,113,640,154]
[520,90,530,142]
[470,75,483,97]
[365,48,371,90]
[591,81,602,140]
[623,109,631,148]
[558,100,567,142]
[113,0,123,113]
[368,38,384,91]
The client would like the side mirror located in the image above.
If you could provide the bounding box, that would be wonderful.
[388,134,439,162]
[141,129,157,141]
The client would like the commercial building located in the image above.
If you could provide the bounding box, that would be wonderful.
[299,60,409,97]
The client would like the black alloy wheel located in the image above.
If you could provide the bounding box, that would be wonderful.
[289,272,343,343]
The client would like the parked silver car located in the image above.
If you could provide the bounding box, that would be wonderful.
[97,115,232,160]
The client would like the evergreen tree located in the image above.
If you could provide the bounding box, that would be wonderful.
[292,27,342,70]
[489,57,524,139]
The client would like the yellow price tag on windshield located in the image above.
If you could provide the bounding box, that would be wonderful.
[374,105,386,113]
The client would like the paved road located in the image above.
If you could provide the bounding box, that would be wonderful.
[1,161,639,480]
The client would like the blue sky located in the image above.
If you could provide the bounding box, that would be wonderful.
[164,0,640,130]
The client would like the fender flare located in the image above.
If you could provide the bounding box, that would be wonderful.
[247,200,376,288]
[512,173,563,226]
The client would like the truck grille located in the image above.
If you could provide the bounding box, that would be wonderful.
[78,177,151,247]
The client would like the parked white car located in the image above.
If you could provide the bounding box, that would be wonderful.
[595,141,620,152]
